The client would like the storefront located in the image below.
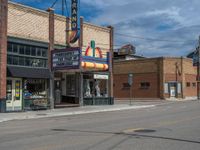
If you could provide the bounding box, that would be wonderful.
[52,45,113,106]
[6,41,50,111]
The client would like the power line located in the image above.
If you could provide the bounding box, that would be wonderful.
[115,32,197,43]
[64,0,70,17]
[50,0,59,8]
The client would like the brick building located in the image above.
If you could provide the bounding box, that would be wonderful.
[113,57,197,100]
[0,1,113,112]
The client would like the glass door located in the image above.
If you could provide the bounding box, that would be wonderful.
[6,78,22,111]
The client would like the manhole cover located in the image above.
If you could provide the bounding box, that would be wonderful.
[134,129,156,133]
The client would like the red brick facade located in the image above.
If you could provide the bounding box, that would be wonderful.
[0,0,8,100]
[113,57,197,100]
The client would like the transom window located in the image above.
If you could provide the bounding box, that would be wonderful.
[7,42,48,68]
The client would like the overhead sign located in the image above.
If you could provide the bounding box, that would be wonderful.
[52,48,80,70]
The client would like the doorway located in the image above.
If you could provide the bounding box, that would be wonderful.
[169,83,177,97]
[6,78,22,111]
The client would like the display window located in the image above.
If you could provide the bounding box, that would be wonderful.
[83,74,108,98]
[24,79,48,109]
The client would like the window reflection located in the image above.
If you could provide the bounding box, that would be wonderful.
[7,42,48,68]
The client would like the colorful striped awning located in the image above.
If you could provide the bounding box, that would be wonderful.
[81,62,108,70]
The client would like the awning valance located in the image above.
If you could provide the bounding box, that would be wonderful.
[7,66,50,79]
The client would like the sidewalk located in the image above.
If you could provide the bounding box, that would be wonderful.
[0,104,155,123]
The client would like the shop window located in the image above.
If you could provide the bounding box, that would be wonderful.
[8,43,13,52]
[83,74,108,98]
[123,83,130,89]
[19,57,25,66]
[140,82,150,89]
[25,57,31,66]
[186,82,190,87]
[42,49,47,57]
[7,55,13,64]
[25,46,31,55]
[12,56,19,65]
[7,43,48,68]
[37,48,42,56]
[19,45,25,54]
[192,83,196,87]
[6,80,12,100]
[31,47,36,56]
[24,79,47,99]
[13,44,18,53]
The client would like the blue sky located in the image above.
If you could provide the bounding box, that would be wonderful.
[10,0,200,57]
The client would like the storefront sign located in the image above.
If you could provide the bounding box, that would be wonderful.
[69,0,80,43]
[94,74,109,80]
[52,48,80,70]
[71,0,79,30]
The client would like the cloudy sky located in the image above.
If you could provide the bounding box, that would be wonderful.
[11,0,200,57]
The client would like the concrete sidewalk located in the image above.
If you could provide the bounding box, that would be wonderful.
[0,104,155,123]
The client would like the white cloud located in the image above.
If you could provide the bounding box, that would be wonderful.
[82,0,200,57]
[11,0,200,57]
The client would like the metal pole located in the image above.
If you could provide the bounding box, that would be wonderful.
[130,85,132,105]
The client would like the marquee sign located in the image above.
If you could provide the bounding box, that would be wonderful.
[52,48,80,70]
[69,0,80,43]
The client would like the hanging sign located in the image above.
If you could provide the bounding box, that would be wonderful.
[70,0,80,43]
[71,0,78,30]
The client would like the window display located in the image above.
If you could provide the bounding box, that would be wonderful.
[24,79,48,109]
[83,74,108,98]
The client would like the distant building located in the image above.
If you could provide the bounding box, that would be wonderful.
[187,48,199,66]
[113,57,197,100]
[113,44,145,61]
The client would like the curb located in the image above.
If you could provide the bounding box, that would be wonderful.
[0,105,155,123]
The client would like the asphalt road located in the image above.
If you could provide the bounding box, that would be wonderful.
[0,100,200,150]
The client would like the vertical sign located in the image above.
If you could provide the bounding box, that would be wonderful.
[71,0,79,31]
[70,0,80,43]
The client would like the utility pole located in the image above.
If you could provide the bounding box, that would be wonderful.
[198,36,200,100]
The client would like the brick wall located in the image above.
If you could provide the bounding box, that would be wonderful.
[8,2,49,43]
[113,58,160,99]
[114,73,159,99]
[114,59,158,74]
[114,57,197,100]
[0,0,8,100]
[185,74,197,97]
[7,2,111,56]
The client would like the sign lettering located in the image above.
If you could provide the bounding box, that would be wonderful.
[71,0,79,31]
[52,48,80,70]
